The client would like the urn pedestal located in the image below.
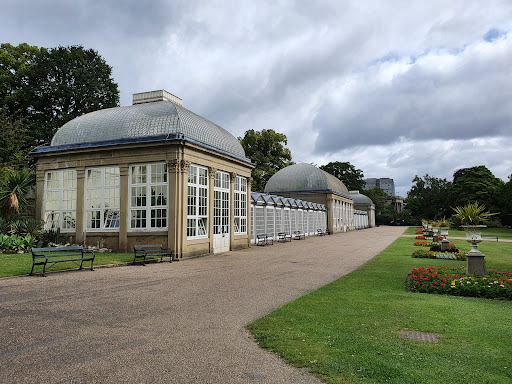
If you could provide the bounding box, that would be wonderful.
[440,227,450,251]
[463,225,487,276]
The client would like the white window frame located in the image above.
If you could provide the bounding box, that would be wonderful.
[44,169,77,232]
[234,176,247,234]
[129,162,168,231]
[187,164,208,238]
[85,166,120,231]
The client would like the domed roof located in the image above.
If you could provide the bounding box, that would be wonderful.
[349,190,374,206]
[41,93,247,161]
[264,163,349,197]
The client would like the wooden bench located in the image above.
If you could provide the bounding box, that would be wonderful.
[277,232,292,242]
[31,246,95,277]
[256,234,274,246]
[133,244,174,265]
[293,231,305,240]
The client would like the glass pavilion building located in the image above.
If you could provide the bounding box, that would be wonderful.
[32,90,254,257]
[32,90,372,258]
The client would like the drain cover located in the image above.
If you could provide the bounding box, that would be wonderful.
[399,330,441,343]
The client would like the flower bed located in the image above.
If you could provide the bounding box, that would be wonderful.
[406,266,512,300]
[412,249,467,260]
[414,240,434,246]
[414,240,453,247]
[416,235,443,240]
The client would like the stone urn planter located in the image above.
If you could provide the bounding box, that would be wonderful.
[453,202,497,276]
[462,225,487,275]
[439,227,450,251]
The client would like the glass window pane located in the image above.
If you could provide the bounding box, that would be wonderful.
[63,170,77,188]
[131,165,147,184]
[87,169,102,187]
[105,167,120,186]
[188,166,196,184]
[46,171,60,189]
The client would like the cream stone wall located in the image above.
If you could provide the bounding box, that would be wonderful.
[35,140,253,258]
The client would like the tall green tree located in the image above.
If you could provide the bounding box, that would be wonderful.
[319,161,365,191]
[406,174,451,220]
[497,175,512,225]
[447,166,503,214]
[239,129,293,192]
[0,43,120,148]
[361,187,389,224]
[0,114,29,169]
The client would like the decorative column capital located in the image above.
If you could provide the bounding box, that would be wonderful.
[229,172,236,183]
[208,167,217,179]
[180,160,191,173]
[167,159,180,173]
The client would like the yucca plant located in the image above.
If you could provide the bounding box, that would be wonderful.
[0,168,34,219]
[436,217,450,227]
[452,201,497,225]
[19,218,44,237]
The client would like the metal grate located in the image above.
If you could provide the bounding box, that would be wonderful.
[399,330,441,343]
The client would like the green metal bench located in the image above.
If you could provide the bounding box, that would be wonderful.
[31,246,95,277]
[133,244,174,265]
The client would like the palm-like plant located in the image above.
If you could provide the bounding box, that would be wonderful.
[452,201,497,225]
[0,168,34,219]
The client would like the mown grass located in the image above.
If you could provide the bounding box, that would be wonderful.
[248,236,512,383]
[0,252,164,278]
[403,226,512,240]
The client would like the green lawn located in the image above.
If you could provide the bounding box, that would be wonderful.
[404,226,512,240]
[0,252,163,278]
[248,236,512,384]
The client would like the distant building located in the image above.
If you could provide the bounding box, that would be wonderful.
[364,177,395,196]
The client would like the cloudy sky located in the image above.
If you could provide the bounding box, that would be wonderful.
[3,0,512,195]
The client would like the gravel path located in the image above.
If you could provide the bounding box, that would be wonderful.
[0,226,405,384]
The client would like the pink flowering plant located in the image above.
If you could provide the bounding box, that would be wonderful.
[406,266,512,300]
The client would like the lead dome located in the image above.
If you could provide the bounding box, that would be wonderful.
[264,163,349,197]
[47,90,247,161]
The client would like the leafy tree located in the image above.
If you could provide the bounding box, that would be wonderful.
[1,43,119,147]
[406,174,451,221]
[239,129,293,192]
[0,43,40,117]
[319,161,365,191]
[361,187,389,224]
[447,166,503,214]
[0,114,29,169]
[496,174,512,226]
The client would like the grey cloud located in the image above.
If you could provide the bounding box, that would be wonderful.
[313,36,512,156]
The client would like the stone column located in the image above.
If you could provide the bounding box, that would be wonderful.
[118,165,129,252]
[208,167,217,253]
[35,168,45,221]
[167,159,180,255]
[229,172,236,250]
[178,160,191,258]
[75,167,86,245]
[247,177,252,246]
[326,197,333,234]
